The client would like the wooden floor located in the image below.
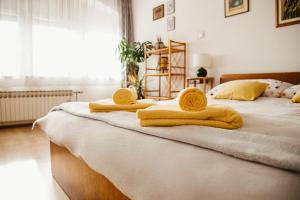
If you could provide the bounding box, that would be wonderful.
[0,125,69,200]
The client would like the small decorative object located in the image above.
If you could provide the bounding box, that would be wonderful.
[167,16,175,31]
[166,0,175,15]
[153,4,164,21]
[224,0,249,17]
[157,56,169,73]
[276,0,300,28]
[197,67,207,77]
[154,36,167,49]
[192,53,212,77]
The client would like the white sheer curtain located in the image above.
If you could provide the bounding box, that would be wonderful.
[0,0,121,88]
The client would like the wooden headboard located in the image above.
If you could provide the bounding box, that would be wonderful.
[220,72,300,85]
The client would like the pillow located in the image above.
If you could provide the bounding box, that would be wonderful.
[261,80,293,97]
[292,88,300,103]
[282,85,300,98]
[207,83,227,96]
[213,81,269,101]
[207,79,293,98]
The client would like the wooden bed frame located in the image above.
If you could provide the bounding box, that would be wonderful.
[50,72,300,200]
[220,72,300,84]
[50,142,130,200]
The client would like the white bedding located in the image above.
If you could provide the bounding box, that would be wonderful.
[35,97,300,200]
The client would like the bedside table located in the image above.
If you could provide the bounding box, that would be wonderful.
[186,77,214,92]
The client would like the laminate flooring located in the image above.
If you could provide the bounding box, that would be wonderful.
[0,125,69,200]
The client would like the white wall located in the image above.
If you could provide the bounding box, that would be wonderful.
[132,0,300,83]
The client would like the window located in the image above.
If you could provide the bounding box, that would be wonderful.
[0,21,20,77]
[0,0,121,86]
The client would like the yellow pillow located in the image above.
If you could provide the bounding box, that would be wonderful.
[292,88,300,103]
[214,81,269,101]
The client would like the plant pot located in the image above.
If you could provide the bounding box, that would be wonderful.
[197,67,207,77]
[126,63,139,86]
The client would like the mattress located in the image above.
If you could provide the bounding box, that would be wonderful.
[36,97,300,200]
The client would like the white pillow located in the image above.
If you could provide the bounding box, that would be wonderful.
[207,82,227,97]
[282,85,300,98]
[207,79,293,98]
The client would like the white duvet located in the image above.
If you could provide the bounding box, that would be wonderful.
[35,97,300,200]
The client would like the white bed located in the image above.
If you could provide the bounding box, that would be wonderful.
[36,95,300,200]
[35,72,300,200]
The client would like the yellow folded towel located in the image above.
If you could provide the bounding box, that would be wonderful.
[89,99,155,112]
[112,88,137,105]
[136,105,243,129]
[178,87,207,112]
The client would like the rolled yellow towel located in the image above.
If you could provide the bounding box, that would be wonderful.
[178,87,207,112]
[112,88,137,105]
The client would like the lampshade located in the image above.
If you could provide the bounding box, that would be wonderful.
[192,53,212,68]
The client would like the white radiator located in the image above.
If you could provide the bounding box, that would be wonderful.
[0,90,75,126]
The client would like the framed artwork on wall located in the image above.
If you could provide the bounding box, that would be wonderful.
[224,0,249,17]
[153,4,164,21]
[167,16,175,31]
[166,0,175,15]
[276,0,300,28]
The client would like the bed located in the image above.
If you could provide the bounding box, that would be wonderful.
[35,72,300,200]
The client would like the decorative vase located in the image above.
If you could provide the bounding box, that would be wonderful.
[154,36,166,49]
[197,67,207,77]
[154,41,166,49]
[157,56,168,73]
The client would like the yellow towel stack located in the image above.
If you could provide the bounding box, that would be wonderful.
[136,87,243,129]
[89,88,155,112]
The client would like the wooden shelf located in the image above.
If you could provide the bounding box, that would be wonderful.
[171,66,185,69]
[145,73,185,77]
[144,40,186,100]
[146,66,184,71]
[146,47,185,55]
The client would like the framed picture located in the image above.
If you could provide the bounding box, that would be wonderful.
[167,16,175,31]
[153,4,164,21]
[276,0,300,28]
[166,0,175,15]
[224,0,249,17]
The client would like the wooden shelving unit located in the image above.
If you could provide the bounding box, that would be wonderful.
[143,40,186,100]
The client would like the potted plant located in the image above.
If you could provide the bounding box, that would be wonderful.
[117,38,153,99]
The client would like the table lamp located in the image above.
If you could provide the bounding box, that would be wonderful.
[192,53,212,77]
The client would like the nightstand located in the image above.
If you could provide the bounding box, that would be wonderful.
[186,77,214,92]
